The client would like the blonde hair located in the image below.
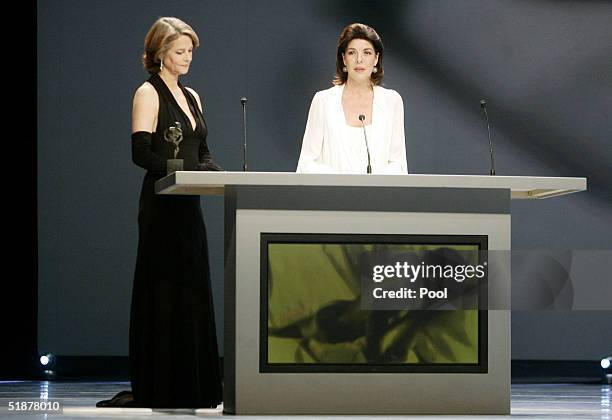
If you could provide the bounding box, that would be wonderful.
[142,17,199,74]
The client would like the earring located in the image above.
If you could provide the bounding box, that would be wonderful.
[160,59,164,72]
[342,66,347,73]
[373,66,378,73]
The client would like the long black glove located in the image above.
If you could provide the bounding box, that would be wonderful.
[197,139,223,171]
[131,131,165,173]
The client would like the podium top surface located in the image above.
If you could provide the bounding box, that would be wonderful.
[155,171,586,199]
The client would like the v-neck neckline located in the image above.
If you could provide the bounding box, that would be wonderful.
[339,84,376,128]
[155,74,198,132]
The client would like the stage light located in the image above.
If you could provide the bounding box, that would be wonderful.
[40,353,55,368]
[602,356,611,385]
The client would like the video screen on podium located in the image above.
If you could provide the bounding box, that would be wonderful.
[260,233,488,373]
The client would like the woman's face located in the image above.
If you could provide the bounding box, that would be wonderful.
[342,38,379,83]
[161,35,194,76]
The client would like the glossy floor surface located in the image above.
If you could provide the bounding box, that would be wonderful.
[0,381,609,419]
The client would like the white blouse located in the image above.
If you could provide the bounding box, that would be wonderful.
[296,84,408,174]
[339,124,373,174]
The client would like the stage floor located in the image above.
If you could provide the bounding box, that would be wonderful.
[0,381,609,419]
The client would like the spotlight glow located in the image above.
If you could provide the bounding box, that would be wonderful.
[602,358,611,370]
[40,355,50,366]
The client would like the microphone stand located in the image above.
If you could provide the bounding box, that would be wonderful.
[480,99,495,176]
[241,97,248,171]
[358,115,372,174]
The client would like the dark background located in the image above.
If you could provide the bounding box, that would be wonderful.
[32,0,611,371]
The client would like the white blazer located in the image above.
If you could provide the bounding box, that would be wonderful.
[296,84,408,174]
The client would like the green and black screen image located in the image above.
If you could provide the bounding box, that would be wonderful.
[262,234,486,372]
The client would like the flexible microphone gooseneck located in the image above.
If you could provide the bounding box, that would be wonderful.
[358,114,372,174]
[480,99,495,176]
[241,97,248,171]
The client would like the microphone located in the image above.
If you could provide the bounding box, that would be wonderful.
[480,99,495,176]
[358,115,372,174]
[241,96,248,171]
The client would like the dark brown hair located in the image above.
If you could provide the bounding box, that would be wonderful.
[141,17,200,74]
[334,23,384,85]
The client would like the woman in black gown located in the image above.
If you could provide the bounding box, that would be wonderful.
[98,17,222,409]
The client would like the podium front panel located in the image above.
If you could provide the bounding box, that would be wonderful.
[223,186,510,415]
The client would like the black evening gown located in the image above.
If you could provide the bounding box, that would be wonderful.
[129,73,222,408]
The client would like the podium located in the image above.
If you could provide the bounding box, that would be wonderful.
[156,172,586,415]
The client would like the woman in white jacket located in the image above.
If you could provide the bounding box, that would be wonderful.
[297,23,408,174]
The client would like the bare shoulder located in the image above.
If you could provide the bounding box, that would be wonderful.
[132,82,159,133]
[184,86,199,98]
[134,81,158,103]
[185,86,203,111]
